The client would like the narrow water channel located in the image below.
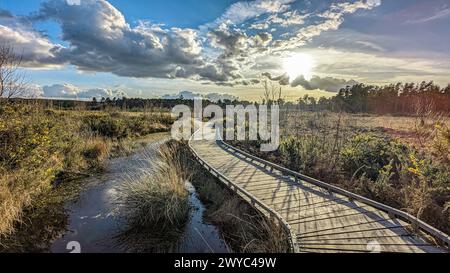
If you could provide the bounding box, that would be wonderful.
[50,137,229,253]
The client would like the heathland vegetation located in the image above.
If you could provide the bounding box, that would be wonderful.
[2,85,449,251]
[0,102,173,241]
[228,109,450,234]
[1,44,288,252]
[0,100,290,252]
[221,79,450,236]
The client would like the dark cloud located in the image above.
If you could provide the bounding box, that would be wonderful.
[261,72,358,92]
[32,0,209,79]
[0,9,13,18]
[0,7,63,67]
[209,28,248,56]
[207,27,273,82]
[252,32,273,47]
[208,28,250,81]
[291,75,358,92]
[238,78,261,85]
[262,72,290,85]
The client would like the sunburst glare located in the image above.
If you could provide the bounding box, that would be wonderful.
[283,53,315,82]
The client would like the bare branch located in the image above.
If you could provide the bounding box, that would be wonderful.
[0,44,28,99]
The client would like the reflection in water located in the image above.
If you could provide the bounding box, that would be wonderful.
[51,138,229,253]
[114,182,229,253]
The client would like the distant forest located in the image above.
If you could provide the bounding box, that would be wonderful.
[294,81,450,115]
[7,81,450,115]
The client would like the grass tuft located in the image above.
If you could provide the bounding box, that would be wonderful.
[116,142,191,231]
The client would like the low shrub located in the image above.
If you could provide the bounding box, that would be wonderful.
[83,113,172,139]
[82,137,110,169]
[340,134,407,181]
[278,134,340,181]
[279,137,302,171]
[0,104,65,235]
[432,123,450,164]
[84,115,129,139]
[229,129,450,234]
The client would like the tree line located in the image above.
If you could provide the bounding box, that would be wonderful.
[292,81,450,115]
[4,80,450,116]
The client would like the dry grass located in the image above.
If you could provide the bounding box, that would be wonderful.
[0,102,173,237]
[116,142,191,230]
[207,197,289,253]
[281,110,450,146]
[0,178,84,252]
[0,167,54,238]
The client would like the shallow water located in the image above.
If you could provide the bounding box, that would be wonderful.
[50,138,229,253]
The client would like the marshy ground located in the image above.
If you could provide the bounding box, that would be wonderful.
[1,102,448,253]
[50,136,229,253]
[0,103,287,253]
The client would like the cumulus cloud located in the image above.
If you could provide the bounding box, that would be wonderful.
[43,84,79,97]
[162,90,238,102]
[271,0,381,52]
[23,84,45,98]
[78,88,127,99]
[204,0,295,29]
[20,0,276,84]
[31,0,210,79]
[262,72,290,85]
[207,27,273,82]
[250,10,308,30]
[0,0,383,87]
[0,9,63,67]
[291,75,358,92]
[42,84,127,99]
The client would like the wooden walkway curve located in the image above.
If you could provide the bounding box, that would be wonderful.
[188,126,449,253]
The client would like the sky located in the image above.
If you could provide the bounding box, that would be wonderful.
[0,0,449,101]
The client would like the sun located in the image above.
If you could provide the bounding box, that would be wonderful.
[282,53,315,82]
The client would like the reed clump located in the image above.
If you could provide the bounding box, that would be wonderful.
[116,142,191,231]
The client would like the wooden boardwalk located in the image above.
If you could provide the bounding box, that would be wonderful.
[189,127,449,253]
